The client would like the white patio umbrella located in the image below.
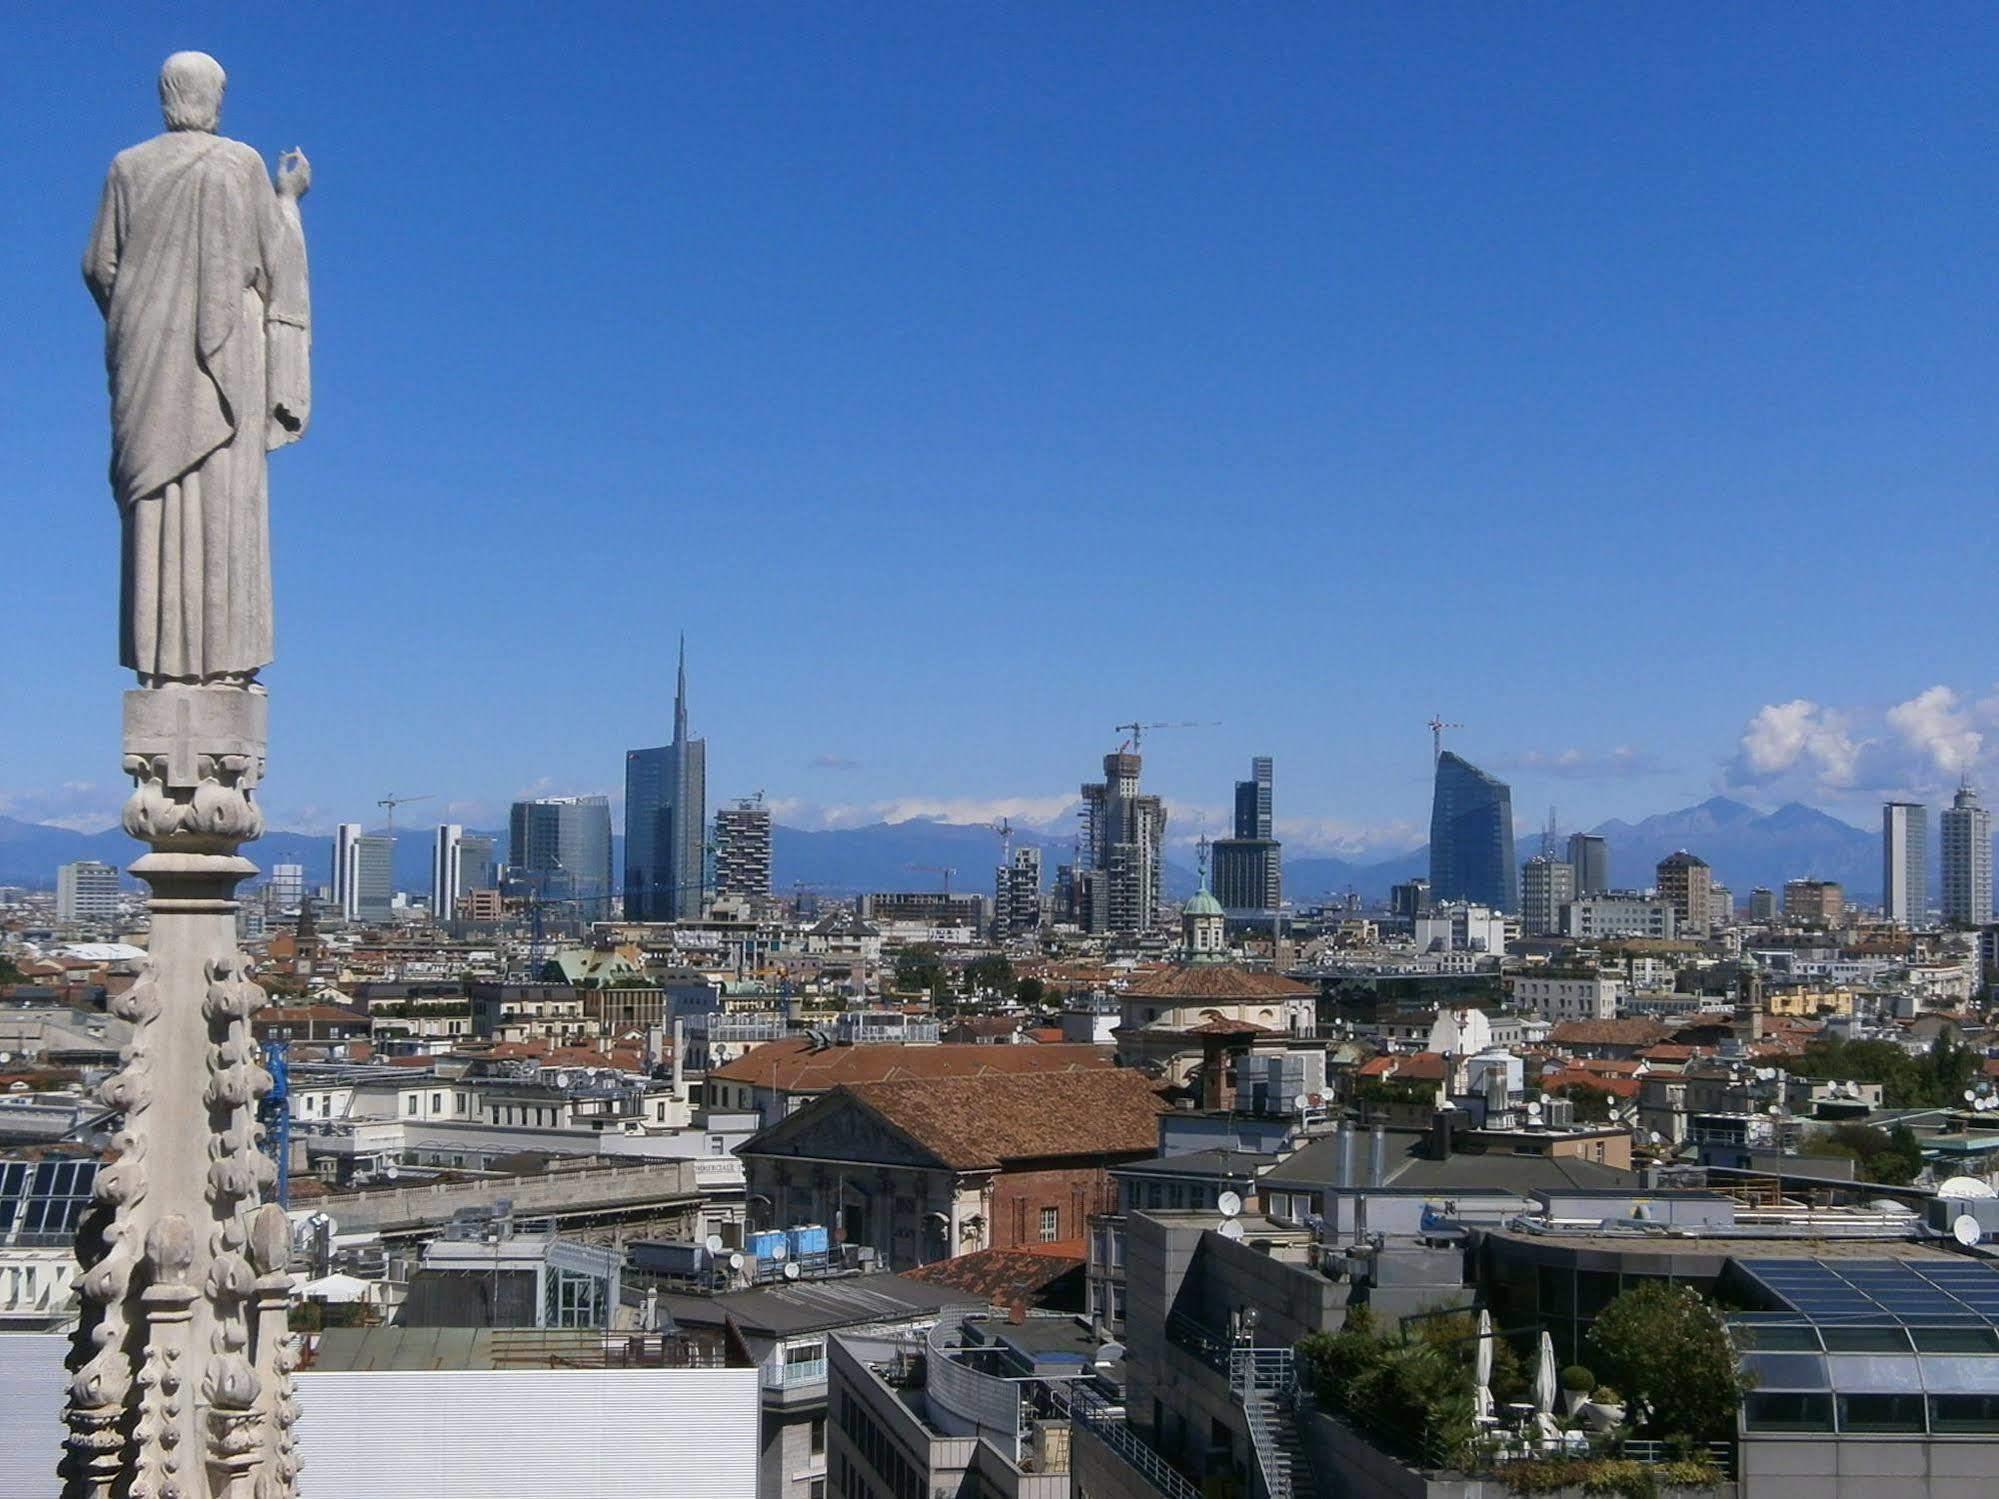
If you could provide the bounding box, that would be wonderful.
[1472,1308,1496,1423]
[1533,1330,1559,1413]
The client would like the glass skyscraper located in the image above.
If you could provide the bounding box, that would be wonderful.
[624,638,707,920]
[509,795,614,919]
[1429,751,1518,913]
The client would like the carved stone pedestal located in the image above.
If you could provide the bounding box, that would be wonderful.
[63,685,296,1499]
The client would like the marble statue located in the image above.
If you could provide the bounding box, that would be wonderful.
[65,54,306,1499]
[84,50,311,687]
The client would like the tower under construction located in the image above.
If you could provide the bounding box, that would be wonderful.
[1078,750,1167,934]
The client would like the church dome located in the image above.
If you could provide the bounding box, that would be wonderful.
[1183,887,1224,918]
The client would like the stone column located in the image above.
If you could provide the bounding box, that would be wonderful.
[62,685,297,1499]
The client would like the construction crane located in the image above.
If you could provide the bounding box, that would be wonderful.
[908,863,956,894]
[1113,720,1219,753]
[376,791,435,835]
[991,818,1014,866]
[1426,717,1463,763]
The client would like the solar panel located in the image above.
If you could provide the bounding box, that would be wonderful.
[0,1156,98,1244]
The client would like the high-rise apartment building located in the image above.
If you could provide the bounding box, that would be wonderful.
[1942,785,1993,926]
[1783,879,1844,925]
[1656,850,1712,935]
[1519,853,1575,937]
[1429,751,1518,913]
[1748,887,1778,923]
[1389,879,1431,921]
[510,796,614,917]
[55,860,119,923]
[1566,833,1610,897]
[1882,801,1929,927]
[625,639,707,920]
[995,845,1043,935]
[714,797,773,910]
[1078,750,1167,934]
[1211,755,1282,914]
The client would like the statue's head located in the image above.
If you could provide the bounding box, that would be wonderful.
[159,51,225,132]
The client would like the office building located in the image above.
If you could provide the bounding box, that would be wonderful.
[1565,832,1610,896]
[1428,751,1518,912]
[1883,800,1929,927]
[430,825,493,921]
[1210,755,1282,914]
[55,860,119,924]
[1235,755,1273,838]
[1389,879,1430,921]
[1748,887,1778,922]
[1560,896,1676,940]
[1942,784,1993,926]
[714,797,772,910]
[1078,750,1167,934]
[267,862,306,909]
[1655,850,1712,935]
[994,844,1042,935]
[625,638,707,920]
[1784,878,1844,925]
[510,796,614,916]
[331,823,392,922]
[1519,853,1575,937]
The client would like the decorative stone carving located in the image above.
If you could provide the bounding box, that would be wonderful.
[66,50,305,1499]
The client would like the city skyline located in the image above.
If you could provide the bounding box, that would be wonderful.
[7,9,1999,850]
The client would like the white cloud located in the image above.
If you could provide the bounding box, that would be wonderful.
[1723,684,1997,806]
[765,795,1079,833]
[0,782,122,834]
[1884,686,1983,779]
[1726,699,1860,788]
[1493,746,1669,780]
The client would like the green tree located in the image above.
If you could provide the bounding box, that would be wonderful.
[893,945,949,998]
[1015,975,1047,1008]
[1587,1282,1750,1442]
[1812,1122,1925,1185]
[962,954,1016,1000]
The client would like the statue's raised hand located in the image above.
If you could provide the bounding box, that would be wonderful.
[276,148,311,200]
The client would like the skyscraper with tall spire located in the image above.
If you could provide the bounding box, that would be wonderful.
[624,636,708,920]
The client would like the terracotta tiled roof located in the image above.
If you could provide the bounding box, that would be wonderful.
[708,1038,1114,1091]
[1543,1068,1641,1100]
[900,1245,1085,1302]
[1120,965,1314,1001]
[1547,1019,1672,1047]
[1183,1017,1270,1036]
[841,1069,1169,1169]
[1357,1051,1446,1081]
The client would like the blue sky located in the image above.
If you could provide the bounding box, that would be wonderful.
[7,4,1998,851]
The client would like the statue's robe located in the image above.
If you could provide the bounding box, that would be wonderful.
[84,129,310,682]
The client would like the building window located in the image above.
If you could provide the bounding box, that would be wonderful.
[431,1092,442,1113]
[405,1096,416,1115]
[1040,1206,1059,1241]
[811,1416,826,1456]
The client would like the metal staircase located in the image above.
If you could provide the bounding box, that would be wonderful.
[1230,1346,1304,1499]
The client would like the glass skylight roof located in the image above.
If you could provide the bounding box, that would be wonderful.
[1735,1257,1999,1324]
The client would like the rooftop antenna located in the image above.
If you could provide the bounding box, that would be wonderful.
[1427,716,1463,764]
[1543,805,1558,859]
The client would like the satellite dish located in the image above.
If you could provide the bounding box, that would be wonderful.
[1939,1176,1996,1200]
[1218,1190,1243,1218]
[783,1260,802,1280]
[1954,1215,1984,1249]
[728,1251,745,1271]
[1293,1093,1311,1114]
[1526,1103,1543,1121]
[0,1053,12,1066]
[1965,1090,1979,1105]
[703,1234,724,1256]
[769,1240,787,1260]
[1218,1218,1245,1240]
[1767,1104,1782,1116]
[383,1165,399,1181]
[1094,1341,1126,1365]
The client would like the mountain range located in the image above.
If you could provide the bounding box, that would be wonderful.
[0,794,1915,905]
